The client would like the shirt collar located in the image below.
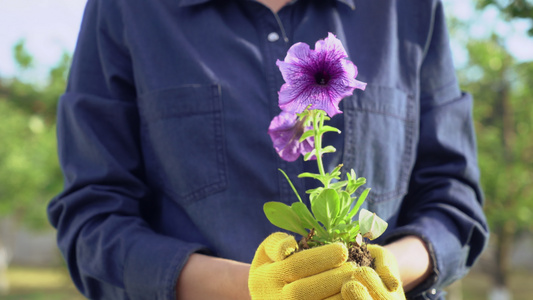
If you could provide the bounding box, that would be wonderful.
[179,0,356,10]
[178,0,210,6]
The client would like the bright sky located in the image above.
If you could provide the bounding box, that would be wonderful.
[0,0,532,82]
[444,0,533,68]
[0,0,86,80]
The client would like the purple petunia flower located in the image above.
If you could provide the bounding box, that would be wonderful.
[276,32,367,117]
[268,111,314,162]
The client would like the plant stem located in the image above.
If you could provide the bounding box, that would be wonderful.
[312,110,327,186]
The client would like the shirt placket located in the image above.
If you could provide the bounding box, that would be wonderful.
[249,4,307,204]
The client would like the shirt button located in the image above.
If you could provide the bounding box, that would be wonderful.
[267,32,280,42]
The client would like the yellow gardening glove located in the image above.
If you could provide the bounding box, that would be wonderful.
[249,232,357,300]
[340,244,405,300]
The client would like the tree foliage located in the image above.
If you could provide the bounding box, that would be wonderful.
[448,2,533,288]
[0,40,69,230]
[475,0,533,35]
[458,34,533,233]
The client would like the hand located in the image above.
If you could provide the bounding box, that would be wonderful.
[340,244,405,300]
[248,232,357,300]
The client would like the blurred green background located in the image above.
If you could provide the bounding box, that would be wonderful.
[0,0,532,299]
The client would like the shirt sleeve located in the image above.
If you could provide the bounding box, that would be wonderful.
[382,1,489,298]
[47,1,208,299]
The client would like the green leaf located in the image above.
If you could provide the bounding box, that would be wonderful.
[329,180,348,190]
[308,188,323,206]
[349,223,360,236]
[331,190,350,226]
[299,130,314,142]
[291,202,329,239]
[264,202,309,236]
[306,187,324,195]
[320,125,341,134]
[321,145,336,154]
[347,188,370,220]
[331,222,355,233]
[311,188,340,230]
[346,172,366,194]
[298,172,322,180]
[347,170,355,180]
[359,209,388,240]
[304,149,317,161]
[329,164,343,179]
[337,191,352,221]
[332,164,343,174]
[331,222,360,245]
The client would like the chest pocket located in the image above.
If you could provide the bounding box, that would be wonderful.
[138,84,227,206]
[342,84,417,205]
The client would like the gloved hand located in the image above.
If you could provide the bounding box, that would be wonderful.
[248,232,357,300]
[340,244,405,300]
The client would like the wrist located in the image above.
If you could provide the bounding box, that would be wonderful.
[176,253,251,300]
[385,235,433,292]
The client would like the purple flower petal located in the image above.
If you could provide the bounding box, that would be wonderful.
[267,111,314,162]
[276,32,366,117]
[315,32,348,61]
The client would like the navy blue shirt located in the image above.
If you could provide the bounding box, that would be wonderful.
[48,0,489,299]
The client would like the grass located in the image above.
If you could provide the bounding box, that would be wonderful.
[4,266,85,300]
[2,265,533,299]
[446,269,533,300]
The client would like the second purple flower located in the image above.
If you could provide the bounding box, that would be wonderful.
[267,111,314,162]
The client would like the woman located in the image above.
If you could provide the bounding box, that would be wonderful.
[48,0,488,299]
